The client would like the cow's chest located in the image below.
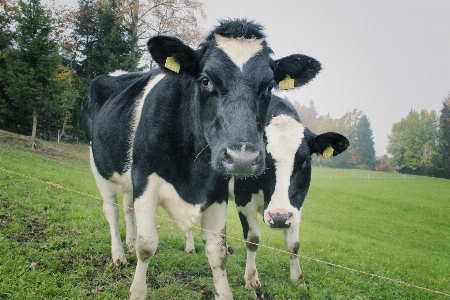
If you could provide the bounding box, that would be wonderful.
[139,173,205,231]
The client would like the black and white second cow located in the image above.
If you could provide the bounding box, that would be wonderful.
[82,19,321,299]
[233,95,349,289]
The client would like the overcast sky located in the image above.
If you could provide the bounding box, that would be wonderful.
[53,0,450,156]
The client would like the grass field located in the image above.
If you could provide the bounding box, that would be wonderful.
[1,129,449,299]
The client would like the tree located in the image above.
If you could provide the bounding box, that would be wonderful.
[0,0,16,51]
[1,0,65,146]
[336,108,363,140]
[439,93,450,179]
[121,0,206,69]
[68,0,142,141]
[0,0,17,129]
[46,0,77,64]
[375,155,395,172]
[354,114,376,169]
[387,109,441,176]
[73,0,140,79]
[327,109,362,169]
[292,99,322,133]
[316,113,338,134]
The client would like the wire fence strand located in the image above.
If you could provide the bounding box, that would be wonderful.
[1,166,449,297]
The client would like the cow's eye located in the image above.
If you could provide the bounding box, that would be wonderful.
[201,77,211,87]
[267,83,275,92]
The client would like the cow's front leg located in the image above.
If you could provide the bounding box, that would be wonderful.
[123,192,136,252]
[202,202,233,300]
[184,230,196,253]
[283,223,306,289]
[129,193,159,300]
[237,209,261,289]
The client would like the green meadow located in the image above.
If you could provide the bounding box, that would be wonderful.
[0,129,449,299]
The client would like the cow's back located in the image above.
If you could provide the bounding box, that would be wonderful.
[83,69,163,179]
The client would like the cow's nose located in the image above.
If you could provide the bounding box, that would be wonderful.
[223,144,264,176]
[268,211,294,228]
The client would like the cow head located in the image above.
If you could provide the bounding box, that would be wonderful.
[263,111,349,229]
[147,19,321,177]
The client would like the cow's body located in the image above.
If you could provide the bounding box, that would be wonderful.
[82,19,322,299]
[234,95,349,289]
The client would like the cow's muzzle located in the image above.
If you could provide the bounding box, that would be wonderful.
[266,211,295,228]
[221,143,264,177]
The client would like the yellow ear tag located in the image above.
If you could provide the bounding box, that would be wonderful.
[278,75,295,90]
[165,56,180,73]
[323,146,334,159]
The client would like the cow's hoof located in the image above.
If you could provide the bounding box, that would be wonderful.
[129,285,147,300]
[244,280,261,290]
[184,232,195,254]
[113,255,127,266]
[185,247,196,254]
[126,242,136,253]
[297,282,307,290]
[292,276,307,290]
[244,269,261,290]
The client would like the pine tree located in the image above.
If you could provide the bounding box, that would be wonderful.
[69,0,141,141]
[1,0,63,146]
[440,93,450,179]
[74,0,140,79]
[292,99,321,133]
[354,114,377,169]
[0,0,16,129]
[328,109,362,169]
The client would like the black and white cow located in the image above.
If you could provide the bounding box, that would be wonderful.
[233,95,349,289]
[82,19,322,299]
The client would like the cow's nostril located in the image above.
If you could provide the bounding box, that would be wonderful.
[268,212,293,228]
[224,149,233,164]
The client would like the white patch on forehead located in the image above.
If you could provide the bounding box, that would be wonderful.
[126,73,165,165]
[264,115,304,224]
[215,34,264,71]
[266,115,304,170]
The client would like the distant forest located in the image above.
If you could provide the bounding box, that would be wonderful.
[1,0,449,178]
[291,96,450,179]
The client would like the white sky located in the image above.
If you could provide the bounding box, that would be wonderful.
[52,0,450,156]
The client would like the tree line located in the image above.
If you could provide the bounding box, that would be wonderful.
[290,98,377,171]
[387,94,450,179]
[0,0,204,146]
[290,94,450,179]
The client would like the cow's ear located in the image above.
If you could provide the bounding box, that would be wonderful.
[311,132,349,157]
[273,54,321,90]
[147,36,198,76]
